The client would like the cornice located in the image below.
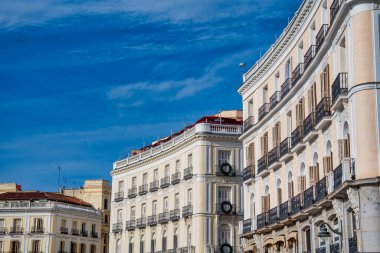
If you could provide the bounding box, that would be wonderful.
[238,0,314,95]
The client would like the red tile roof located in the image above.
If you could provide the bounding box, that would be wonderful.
[0,191,93,208]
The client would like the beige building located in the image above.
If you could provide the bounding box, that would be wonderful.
[0,190,102,253]
[63,180,111,253]
[238,0,380,252]
[110,111,244,253]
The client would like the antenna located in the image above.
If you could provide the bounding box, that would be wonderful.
[58,166,61,192]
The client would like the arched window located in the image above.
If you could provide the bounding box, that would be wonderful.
[173,228,178,251]
[219,224,231,245]
[250,193,255,218]
[140,235,144,253]
[288,172,294,199]
[162,230,167,252]
[187,226,192,247]
[310,152,320,185]
[323,140,333,175]
[150,233,156,253]
[299,163,306,193]
[262,186,270,212]
[128,237,134,253]
[116,240,121,253]
[276,179,282,205]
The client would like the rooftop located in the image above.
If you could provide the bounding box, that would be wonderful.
[0,191,93,208]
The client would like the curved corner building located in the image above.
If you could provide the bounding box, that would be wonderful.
[238,0,380,252]
[110,111,244,253]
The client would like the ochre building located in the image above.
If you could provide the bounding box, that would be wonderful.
[110,111,244,253]
[238,0,380,252]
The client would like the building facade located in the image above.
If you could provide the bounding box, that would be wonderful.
[63,180,111,253]
[0,191,102,253]
[238,0,380,252]
[110,111,244,253]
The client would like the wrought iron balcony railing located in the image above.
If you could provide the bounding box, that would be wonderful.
[242,218,252,234]
[71,228,79,235]
[292,63,304,84]
[60,227,68,234]
[147,215,158,226]
[160,176,170,189]
[279,201,289,220]
[303,112,316,137]
[330,0,341,23]
[257,212,267,229]
[258,103,270,121]
[268,147,279,167]
[280,137,291,158]
[315,177,327,202]
[257,155,268,175]
[9,227,23,235]
[182,204,193,218]
[334,163,343,190]
[128,187,137,198]
[290,194,302,215]
[281,78,292,98]
[303,186,314,209]
[149,180,159,192]
[269,91,281,110]
[80,230,88,237]
[183,167,193,180]
[126,220,136,231]
[304,45,316,70]
[170,209,181,221]
[139,184,148,195]
[243,165,255,182]
[332,72,348,104]
[31,227,44,234]
[291,125,304,149]
[91,231,98,238]
[215,202,238,215]
[158,212,169,224]
[316,97,332,125]
[114,191,124,202]
[243,116,254,132]
[0,227,6,234]
[171,172,181,185]
[316,24,329,52]
[267,206,279,225]
[136,217,146,229]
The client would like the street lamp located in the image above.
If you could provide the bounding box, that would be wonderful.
[317,222,342,238]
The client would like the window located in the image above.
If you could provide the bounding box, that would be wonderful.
[81,223,86,232]
[90,245,96,253]
[298,41,304,63]
[118,181,124,192]
[298,163,306,193]
[140,235,144,253]
[246,143,255,166]
[288,172,294,199]
[32,240,40,253]
[287,111,292,137]
[141,204,146,217]
[164,165,170,177]
[162,231,167,252]
[151,233,156,253]
[187,189,192,204]
[285,59,292,79]
[131,207,136,220]
[91,224,96,234]
[13,218,21,229]
[173,229,178,250]
[321,65,330,98]
[339,37,347,72]
[219,225,231,244]
[72,221,77,229]
[117,209,123,222]
[305,228,311,252]
[71,242,77,253]
[274,73,280,91]
[322,0,327,24]
[261,133,268,156]
[218,187,231,202]
[59,241,65,252]
[104,215,108,223]
[152,201,157,215]
[296,98,305,126]
[153,169,158,180]
[263,85,268,104]
[187,154,193,167]
[276,179,282,205]
[272,123,281,148]
[80,243,86,253]
[103,199,108,210]
[131,177,136,187]
[175,194,180,209]
[308,83,317,113]
[187,226,192,247]
[11,241,20,253]
[143,173,148,185]
[34,218,43,231]
[129,237,134,253]
[218,150,231,165]
[0,219,4,229]
[163,197,169,212]
[323,141,333,175]
[0,241,3,253]
[333,219,340,243]
[248,99,254,117]
[175,160,180,172]
[319,225,326,249]
[310,21,316,45]
[262,186,270,212]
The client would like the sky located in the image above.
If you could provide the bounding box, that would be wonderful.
[0,0,302,191]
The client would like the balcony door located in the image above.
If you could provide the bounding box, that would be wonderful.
[152,201,157,215]
[187,189,192,205]
[163,197,169,212]
[32,240,40,253]
[117,209,122,223]
[175,194,180,209]
[219,224,231,245]
[13,218,21,229]
[218,150,231,165]
[34,218,43,231]
[218,187,231,203]
[11,241,20,253]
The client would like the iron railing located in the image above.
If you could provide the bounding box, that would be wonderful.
[182,205,193,218]
[160,176,170,189]
[304,45,316,70]
[114,191,124,202]
[158,212,169,224]
[171,172,181,185]
[280,137,291,158]
[138,184,148,195]
[316,97,332,125]
[316,24,329,52]
[292,63,304,84]
[243,165,255,182]
[257,155,268,174]
[281,78,292,98]
[268,147,279,166]
[243,116,254,132]
[147,215,158,226]
[258,103,270,121]
[127,187,137,198]
[183,167,193,180]
[170,209,181,221]
[303,112,316,137]
[150,180,159,192]
[315,177,327,202]
[269,92,281,110]
[332,72,348,104]
[291,125,304,149]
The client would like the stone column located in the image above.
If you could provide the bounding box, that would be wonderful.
[348,186,380,252]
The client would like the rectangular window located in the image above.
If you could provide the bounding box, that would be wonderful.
[81,223,86,232]
[175,194,180,209]
[218,150,231,165]
[152,201,157,215]
[308,83,317,113]
[248,99,253,117]
[218,187,231,202]
[154,169,158,180]
[272,123,281,148]
[103,199,108,210]
[59,241,65,252]
[34,218,43,230]
[321,65,330,98]
[132,177,136,187]
[175,160,180,172]
[164,197,169,211]
[274,73,280,91]
[131,207,136,220]
[0,219,4,228]
[165,164,170,177]
[187,154,193,167]
[141,204,146,217]
[118,181,124,192]
[91,224,96,233]
[32,240,40,253]
[142,173,148,185]
[13,218,21,228]
[188,189,192,204]
[261,133,268,156]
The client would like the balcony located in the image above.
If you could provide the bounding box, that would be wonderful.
[303,186,314,209]
[269,92,281,110]
[243,165,255,182]
[242,218,252,234]
[126,220,136,231]
[147,215,158,226]
[292,63,304,85]
[257,155,269,176]
[183,167,193,180]
[331,72,348,110]
[171,172,181,185]
[258,103,269,121]
[333,163,343,190]
[136,217,146,229]
[71,228,79,235]
[138,184,148,195]
[158,212,169,224]
[31,227,44,234]
[9,227,23,235]
[268,147,280,170]
[170,209,181,221]
[114,192,124,202]
[59,227,68,234]
[315,97,332,131]
[91,231,98,238]
[149,180,159,192]
[316,24,329,52]
[243,116,254,132]
[303,112,318,142]
[279,137,292,162]
[290,194,302,216]
[315,177,327,202]
[216,201,238,215]
[127,187,137,199]
[281,78,292,99]
[257,212,267,229]
[304,45,316,70]
[267,207,279,226]
[0,227,6,235]
[279,201,289,221]
[330,0,342,23]
[160,176,170,189]
[80,230,88,237]
[178,246,195,253]
[291,126,305,153]
[182,204,193,218]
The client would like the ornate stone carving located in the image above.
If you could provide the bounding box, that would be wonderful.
[332,199,344,220]
[347,188,360,213]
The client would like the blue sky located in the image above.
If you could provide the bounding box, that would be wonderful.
[0,0,302,191]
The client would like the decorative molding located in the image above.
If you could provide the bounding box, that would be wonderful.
[332,199,344,220]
